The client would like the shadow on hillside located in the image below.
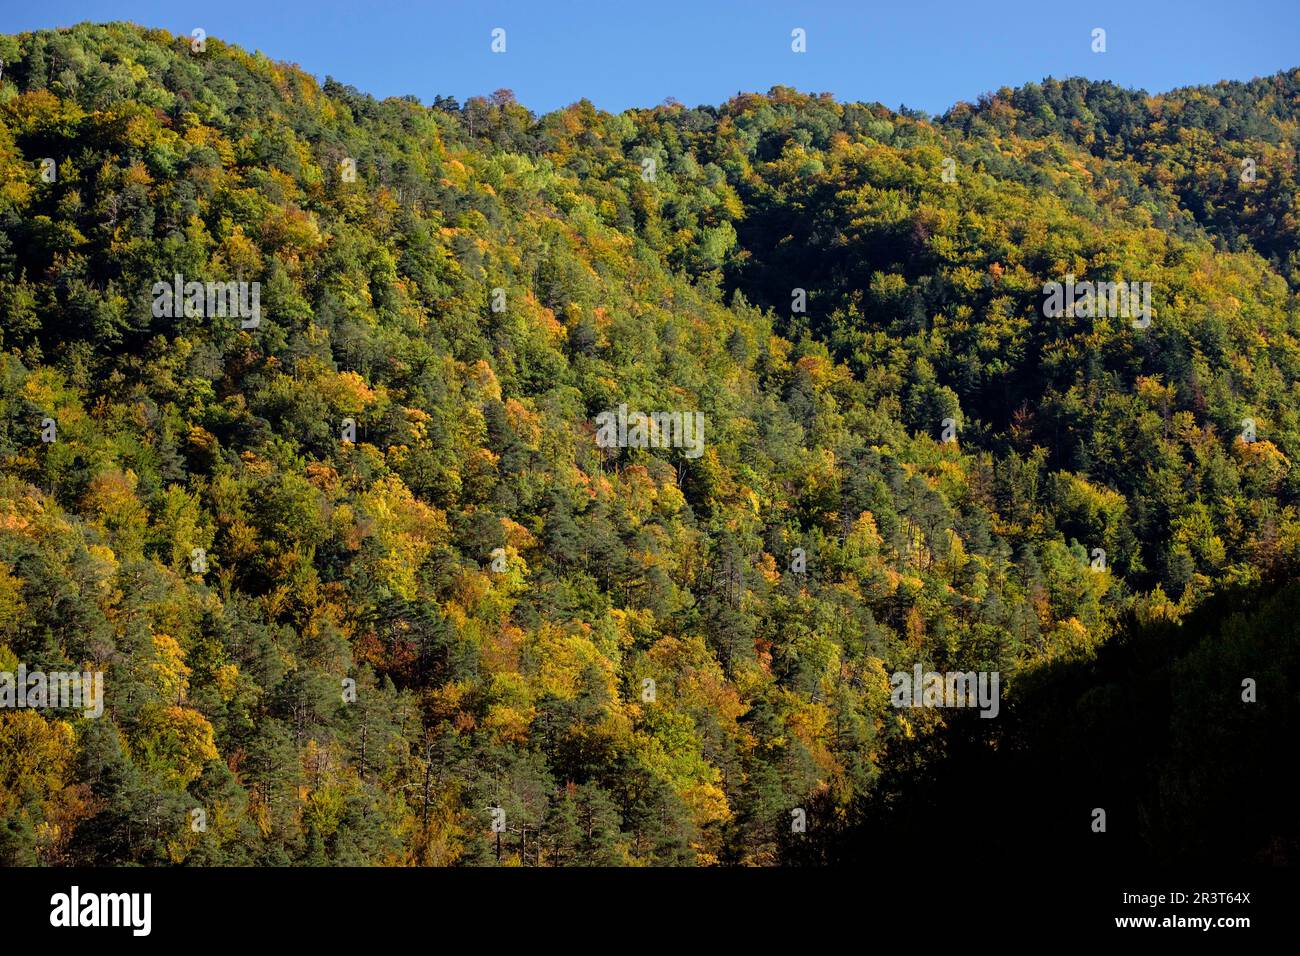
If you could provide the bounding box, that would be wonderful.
[784,577,1300,867]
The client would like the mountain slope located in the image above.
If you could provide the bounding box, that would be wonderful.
[0,23,1295,866]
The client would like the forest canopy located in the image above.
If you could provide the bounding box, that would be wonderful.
[0,23,1296,866]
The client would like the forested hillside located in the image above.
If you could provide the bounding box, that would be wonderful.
[0,23,1295,866]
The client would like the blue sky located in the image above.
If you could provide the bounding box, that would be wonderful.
[4,0,1299,116]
